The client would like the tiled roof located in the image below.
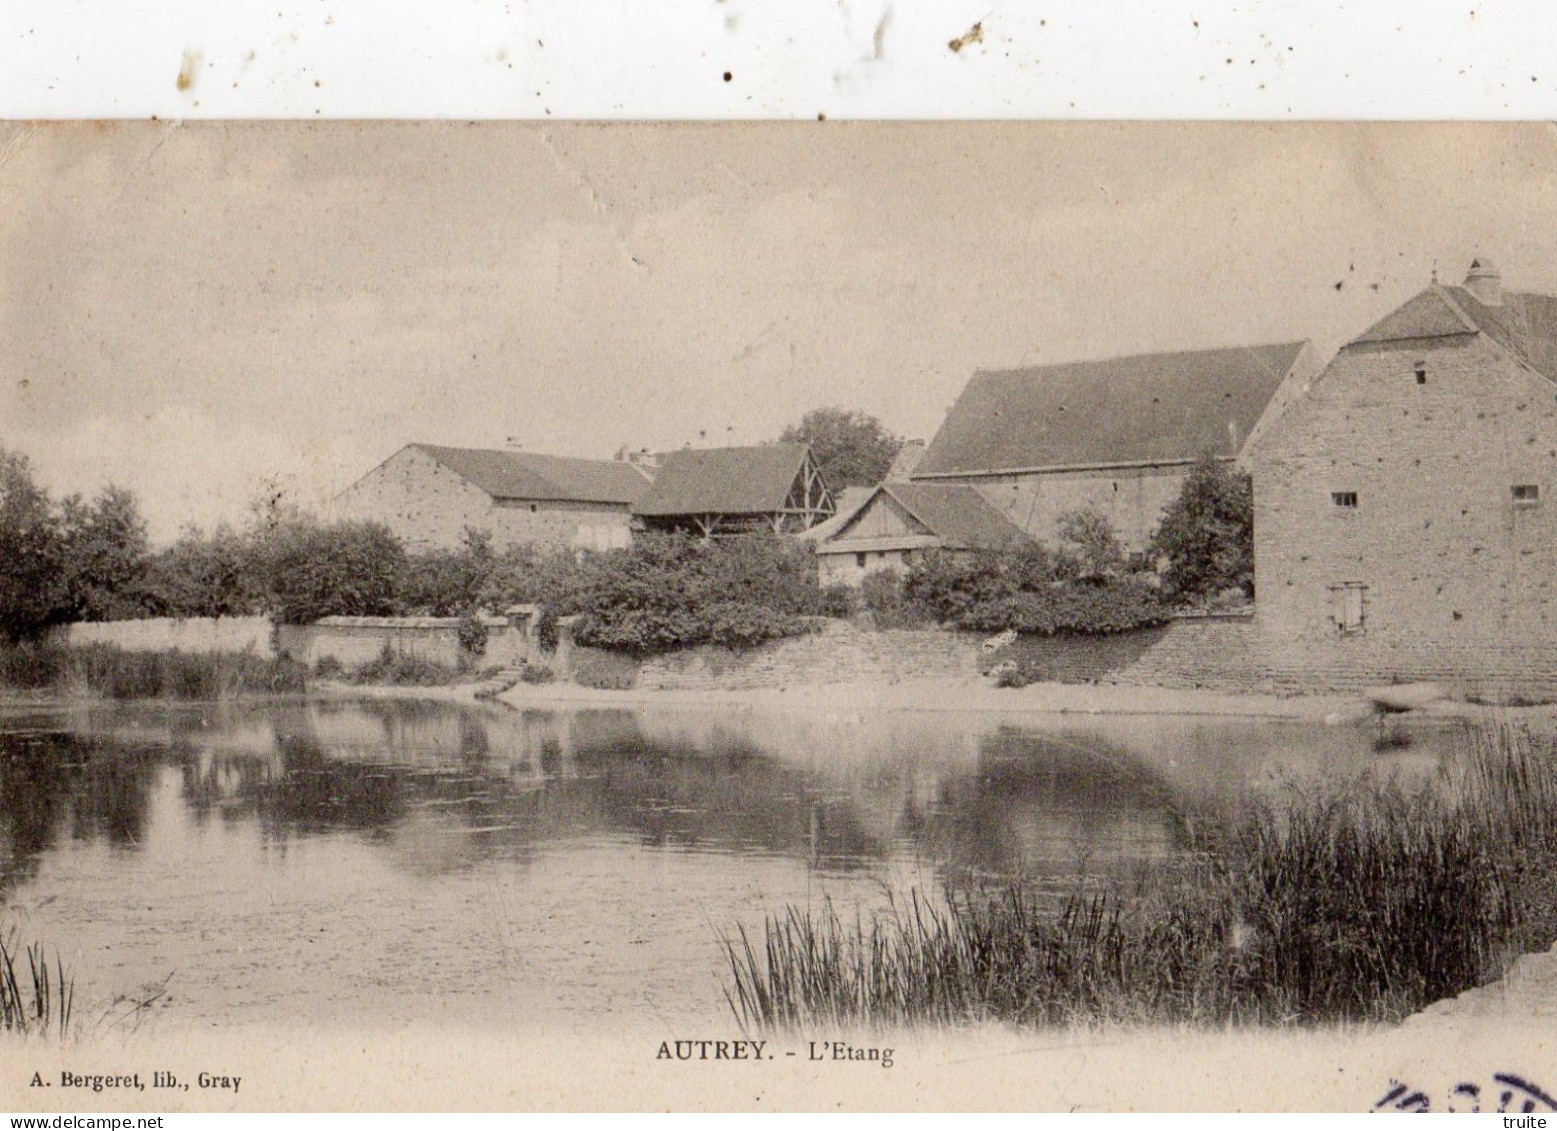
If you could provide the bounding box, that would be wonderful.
[819,482,1029,553]
[1351,283,1557,385]
[1444,287,1557,382]
[795,486,873,542]
[634,444,812,516]
[413,444,651,505]
[914,341,1308,476]
[1352,288,1477,345]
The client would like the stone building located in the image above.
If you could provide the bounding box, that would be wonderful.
[910,341,1317,551]
[1250,259,1557,697]
[333,443,651,551]
[811,482,1031,587]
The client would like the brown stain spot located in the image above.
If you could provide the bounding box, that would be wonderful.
[948,21,982,52]
[175,50,201,91]
[17,379,29,391]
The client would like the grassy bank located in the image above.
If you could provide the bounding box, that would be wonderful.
[0,642,307,700]
[726,723,1557,1031]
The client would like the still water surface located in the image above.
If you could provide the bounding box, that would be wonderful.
[0,697,1459,1033]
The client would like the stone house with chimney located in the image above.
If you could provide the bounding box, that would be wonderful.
[333,443,651,551]
[910,341,1317,552]
[1250,259,1557,698]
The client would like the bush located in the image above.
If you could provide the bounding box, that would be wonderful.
[259,518,406,624]
[456,614,489,658]
[350,645,458,686]
[0,641,69,689]
[570,650,639,690]
[565,534,819,654]
[903,532,1168,638]
[398,528,496,616]
[1149,453,1254,600]
[957,577,1169,636]
[313,654,344,680]
[817,583,858,619]
[517,663,557,685]
[535,606,561,653]
[992,664,1032,689]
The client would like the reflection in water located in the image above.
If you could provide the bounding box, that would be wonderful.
[0,697,1463,1032]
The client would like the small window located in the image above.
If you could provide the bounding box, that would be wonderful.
[1331,491,1358,509]
[856,552,867,569]
[1413,361,1427,385]
[1329,582,1367,635]
[529,502,539,513]
[1512,484,1540,504]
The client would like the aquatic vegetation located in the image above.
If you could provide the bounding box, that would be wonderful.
[0,930,74,1040]
[58,644,307,699]
[0,641,306,699]
[726,723,1557,1031]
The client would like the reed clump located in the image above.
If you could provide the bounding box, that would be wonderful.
[726,723,1557,1032]
[57,644,308,699]
[0,930,75,1040]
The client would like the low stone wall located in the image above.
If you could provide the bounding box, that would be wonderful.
[1002,613,1557,703]
[628,613,1557,704]
[49,616,276,656]
[635,622,984,691]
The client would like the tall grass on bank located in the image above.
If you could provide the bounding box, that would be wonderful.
[726,723,1557,1032]
[0,641,307,700]
[0,931,74,1040]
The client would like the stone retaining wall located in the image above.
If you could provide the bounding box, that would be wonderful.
[635,622,984,690]
[49,616,276,656]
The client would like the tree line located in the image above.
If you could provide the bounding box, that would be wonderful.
[0,440,1252,653]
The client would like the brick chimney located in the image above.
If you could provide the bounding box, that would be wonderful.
[1464,257,1502,306]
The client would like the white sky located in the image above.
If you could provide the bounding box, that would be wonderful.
[6,122,1557,541]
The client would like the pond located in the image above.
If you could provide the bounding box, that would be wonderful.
[0,697,1461,1034]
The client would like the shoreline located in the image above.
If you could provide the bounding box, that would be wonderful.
[4,669,1548,728]
[494,673,1490,725]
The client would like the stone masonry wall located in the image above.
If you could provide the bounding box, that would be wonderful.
[636,622,985,690]
[1252,331,1557,700]
[50,617,276,655]
[955,463,1191,553]
[633,614,1557,703]
[334,445,634,551]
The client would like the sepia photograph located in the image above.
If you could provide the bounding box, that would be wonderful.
[2,118,1557,1113]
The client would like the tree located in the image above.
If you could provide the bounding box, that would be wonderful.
[143,523,265,618]
[1148,453,1254,600]
[259,518,407,624]
[57,485,152,621]
[0,448,66,641]
[780,407,902,490]
[1054,509,1126,580]
[399,527,497,616]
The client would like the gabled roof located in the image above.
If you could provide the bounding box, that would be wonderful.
[1350,283,1557,384]
[412,444,650,505]
[1443,286,1557,382]
[883,440,927,482]
[819,482,1029,553]
[1352,288,1477,345]
[913,341,1309,477]
[633,444,812,516]
[795,486,873,542]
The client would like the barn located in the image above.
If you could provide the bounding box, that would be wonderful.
[333,443,651,551]
[910,341,1317,551]
[632,444,835,536]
